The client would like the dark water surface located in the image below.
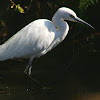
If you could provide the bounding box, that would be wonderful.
[0,44,100,100]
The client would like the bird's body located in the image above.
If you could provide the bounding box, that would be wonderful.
[0,7,93,75]
[0,19,56,60]
[0,19,68,61]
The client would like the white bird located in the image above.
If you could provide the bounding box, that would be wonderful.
[0,7,93,75]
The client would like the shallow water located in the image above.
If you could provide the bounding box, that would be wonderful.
[0,45,100,100]
[0,55,57,100]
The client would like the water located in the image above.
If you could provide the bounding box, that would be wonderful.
[0,55,57,100]
[0,43,100,100]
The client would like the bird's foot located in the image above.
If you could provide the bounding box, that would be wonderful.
[24,66,32,75]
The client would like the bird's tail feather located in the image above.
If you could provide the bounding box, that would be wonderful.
[0,44,11,61]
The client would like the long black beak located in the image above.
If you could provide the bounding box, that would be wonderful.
[75,17,94,29]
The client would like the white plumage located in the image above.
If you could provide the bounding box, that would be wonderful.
[0,7,93,75]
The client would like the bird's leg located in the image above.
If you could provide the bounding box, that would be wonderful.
[24,58,45,89]
[24,59,33,75]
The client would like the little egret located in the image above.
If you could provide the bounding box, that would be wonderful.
[0,7,93,75]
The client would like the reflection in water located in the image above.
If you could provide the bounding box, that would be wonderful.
[0,46,100,100]
[76,93,100,100]
[0,58,57,100]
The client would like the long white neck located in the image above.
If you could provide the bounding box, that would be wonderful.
[52,12,69,40]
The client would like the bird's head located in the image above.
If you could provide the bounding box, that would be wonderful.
[57,7,94,29]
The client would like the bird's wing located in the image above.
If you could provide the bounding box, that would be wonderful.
[0,19,55,61]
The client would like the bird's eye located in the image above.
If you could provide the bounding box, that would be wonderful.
[70,15,75,18]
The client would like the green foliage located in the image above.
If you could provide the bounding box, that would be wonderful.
[79,0,99,10]
[10,0,25,13]
[14,4,25,13]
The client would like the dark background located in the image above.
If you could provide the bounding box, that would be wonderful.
[0,0,100,100]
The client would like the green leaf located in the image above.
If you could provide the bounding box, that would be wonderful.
[79,0,99,10]
[15,4,25,13]
[90,0,95,4]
